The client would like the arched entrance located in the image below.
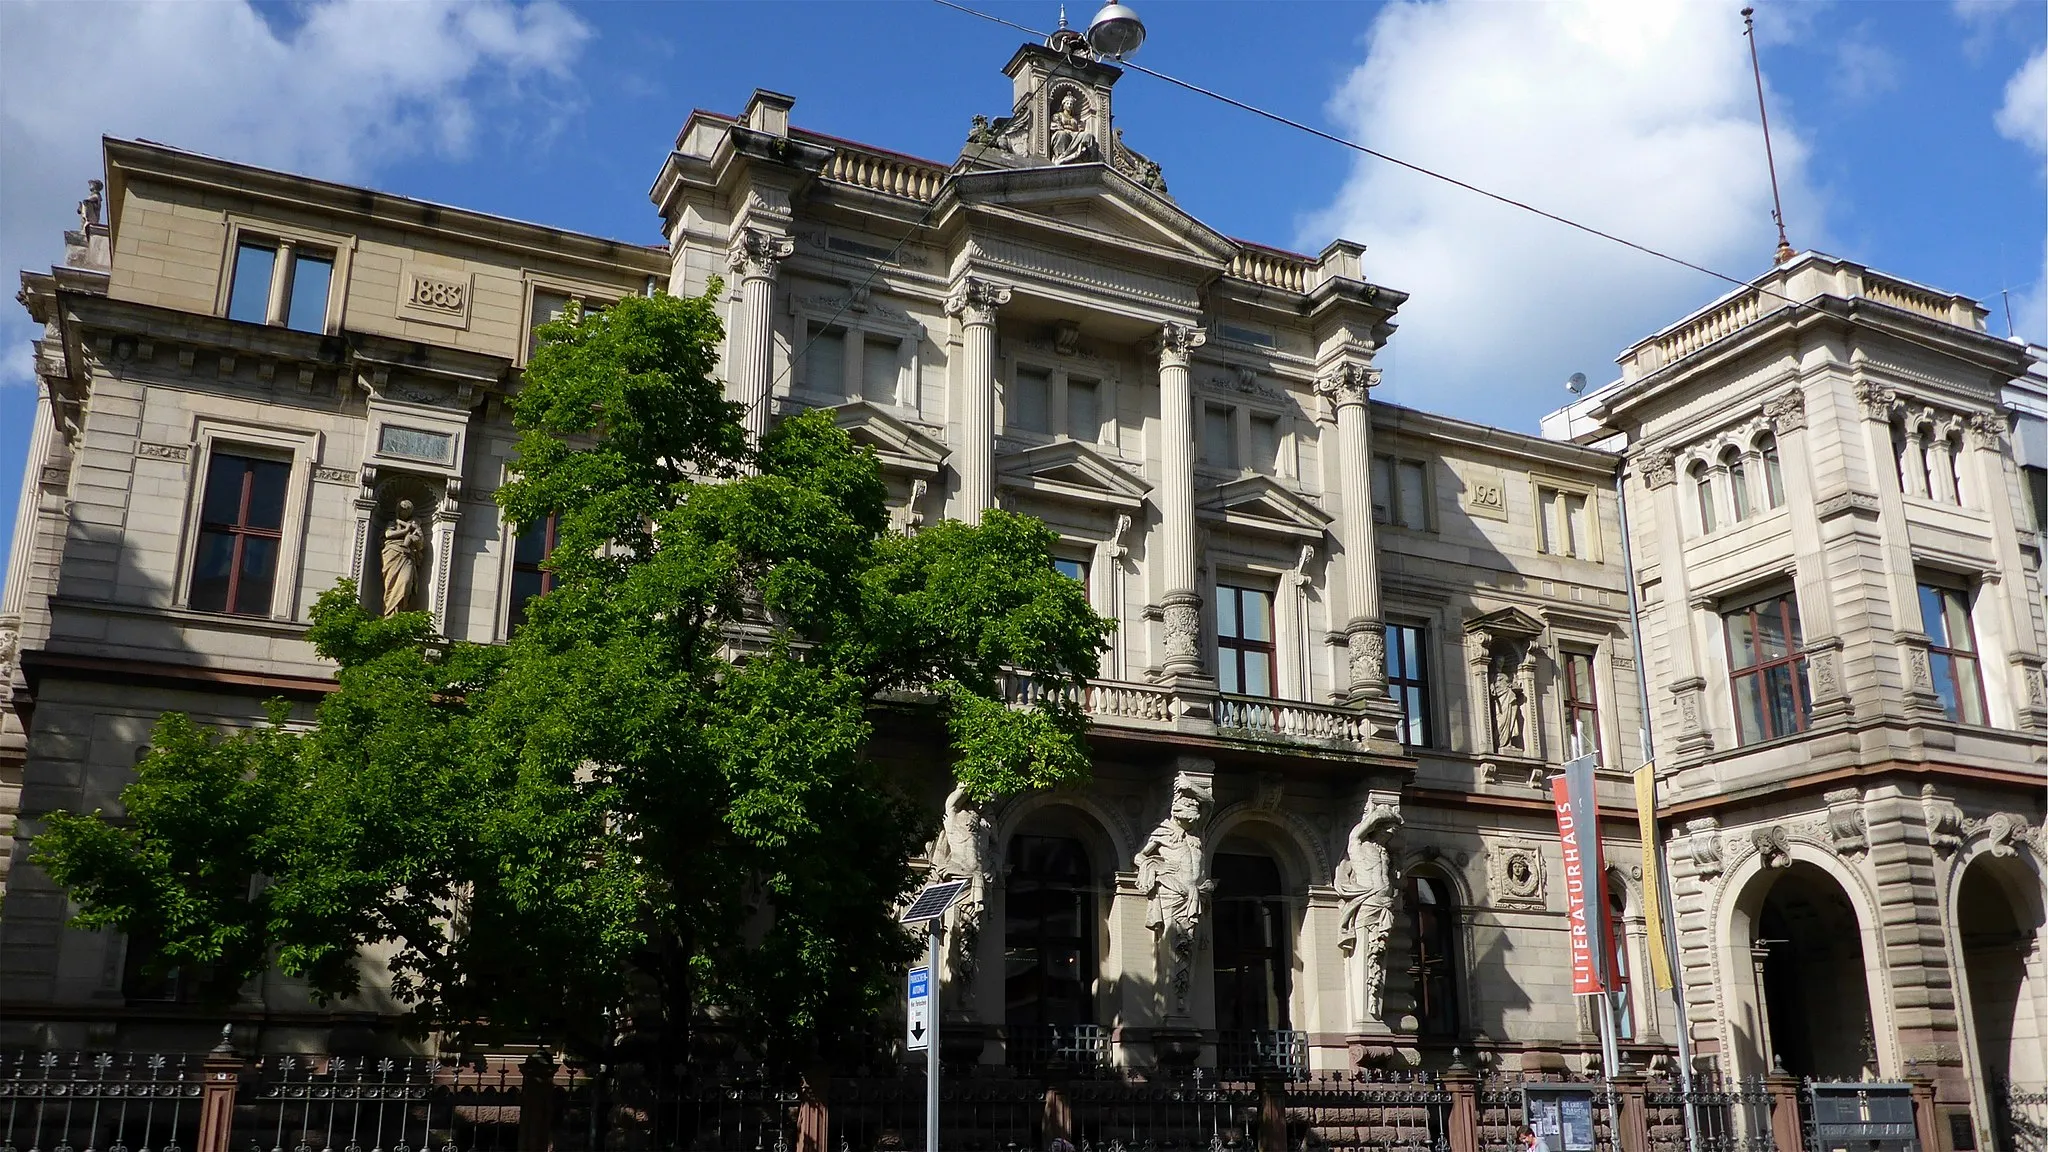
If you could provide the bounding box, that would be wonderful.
[1956,852,2046,1120]
[1209,833,1300,1075]
[1750,862,1877,1079]
[999,802,1117,1070]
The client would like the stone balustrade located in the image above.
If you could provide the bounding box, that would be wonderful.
[822,147,945,202]
[1215,694,1373,745]
[1227,244,1311,293]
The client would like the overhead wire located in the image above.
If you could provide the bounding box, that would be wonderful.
[928,0,2030,386]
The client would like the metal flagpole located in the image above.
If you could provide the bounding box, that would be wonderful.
[1616,464,1699,1152]
[926,919,941,1152]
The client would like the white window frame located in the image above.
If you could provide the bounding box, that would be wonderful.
[216,217,356,335]
[175,420,321,621]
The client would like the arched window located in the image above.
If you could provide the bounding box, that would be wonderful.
[1723,447,1751,522]
[1406,872,1461,1039]
[1758,434,1784,509]
[1605,872,1633,1041]
[1691,462,1716,534]
[1005,834,1095,1051]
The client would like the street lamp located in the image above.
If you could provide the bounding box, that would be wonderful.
[1085,1,1146,60]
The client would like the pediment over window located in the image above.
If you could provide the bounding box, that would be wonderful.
[1196,475,1331,541]
[996,439,1151,511]
[1463,606,1546,640]
[831,400,947,479]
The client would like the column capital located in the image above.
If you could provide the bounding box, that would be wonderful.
[1764,388,1806,434]
[1966,409,2009,449]
[1153,321,1208,368]
[1855,381,1898,420]
[726,227,794,280]
[1638,448,1677,490]
[945,276,1012,325]
[1315,362,1379,408]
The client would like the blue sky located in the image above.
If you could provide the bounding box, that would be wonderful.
[1,0,2043,579]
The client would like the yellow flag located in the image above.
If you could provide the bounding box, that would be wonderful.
[1634,763,1675,992]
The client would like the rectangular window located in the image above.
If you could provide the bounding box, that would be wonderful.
[189,451,291,616]
[1068,377,1101,442]
[1373,455,1430,528]
[1216,584,1274,697]
[509,515,558,632]
[1919,583,1987,725]
[862,336,900,404]
[1724,592,1810,745]
[1052,556,1088,585]
[1203,405,1236,469]
[1562,649,1601,762]
[2024,464,2047,534]
[227,241,276,324]
[1250,415,1281,474]
[1384,622,1433,747]
[1538,487,1593,558]
[284,253,333,333]
[1011,365,1052,433]
[806,324,846,396]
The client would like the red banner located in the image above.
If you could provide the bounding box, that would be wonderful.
[1552,772,1609,995]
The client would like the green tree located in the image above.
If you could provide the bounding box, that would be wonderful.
[33,289,1111,1069]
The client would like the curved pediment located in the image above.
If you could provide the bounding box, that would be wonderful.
[830,400,947,478]
[996,439,1151,512]
[1196,475,1331,542]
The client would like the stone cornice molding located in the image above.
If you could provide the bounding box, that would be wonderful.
[1153,321,1207,367]
[1314,362,1379,408]
[944,276,1013,326]
[726,227,794,280]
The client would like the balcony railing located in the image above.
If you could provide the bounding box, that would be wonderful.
[1215,695,1372,745]
[1005,1024,1110,1074]
[1002,675,1377,749]
[1216,1029,1309,1080]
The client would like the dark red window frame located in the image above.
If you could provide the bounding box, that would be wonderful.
[1725,593,1810,744]
[190,452,288,616]
[509,514,558,631]
[1562,649,1602,762]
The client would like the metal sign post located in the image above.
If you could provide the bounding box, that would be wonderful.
[900,878,968,1152]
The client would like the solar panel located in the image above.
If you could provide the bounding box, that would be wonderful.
[900,878,968,924]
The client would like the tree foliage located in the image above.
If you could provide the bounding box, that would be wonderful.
[32,290,1112,1066]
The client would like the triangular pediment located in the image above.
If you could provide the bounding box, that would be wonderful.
[1465,606,1546,639]
[830,401,947,478]
[943,165,1239,268]
[1196,475,1331,541]
[996,439,1151,511]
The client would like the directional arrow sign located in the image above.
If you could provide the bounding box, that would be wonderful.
[906,966,932,1051]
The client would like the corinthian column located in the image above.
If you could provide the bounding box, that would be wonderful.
[727,228,794,450]
[945,277,1012,523]
[1318,363,1385,699]
[1155,322,1206,678]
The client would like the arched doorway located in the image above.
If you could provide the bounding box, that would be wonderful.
[1956,853,2046,1117]
[1406,869,1462,1041]
[1002,809,1105,1069]
[1211,836,1297,1074]
[1751,863,1876,1079]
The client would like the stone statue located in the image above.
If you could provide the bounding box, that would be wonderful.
[1489,647,1527,751]
[1135,771,1211,1016]
[79,180,104,231]
[379,499,424,617]
[1335,800,1402,1025]
[926,781,996,996]
[1049,91,1098,165]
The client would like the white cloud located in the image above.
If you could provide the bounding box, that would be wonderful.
[0,0,591,386]
[1300,0,1822,428]
[1993,43,2047,342]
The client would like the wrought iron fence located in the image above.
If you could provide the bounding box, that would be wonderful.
[1992,1080,2048,1152]
[1645,1074,1774,1152]
[1214,1033,1308,1082]
[1277,1070,1450,1152]
[1066,1072,1259,1152]
[1004,1028,1109,1077]
[0,1052,206,1152]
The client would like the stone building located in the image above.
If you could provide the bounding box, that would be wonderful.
[0,27,2041,1145]
[1546,260,2048,1138]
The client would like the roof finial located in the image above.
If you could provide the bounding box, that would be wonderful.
[1058,4,1068,29]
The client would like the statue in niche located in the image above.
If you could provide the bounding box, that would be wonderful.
[1488,642,1528,752]
[1335,800,1402,1024]
[379,499,424,617]
[925,781,995,995]
[1135,772,1211,1016]
[1048,91,1099,165]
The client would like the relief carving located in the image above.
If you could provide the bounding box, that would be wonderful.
[1135,772,1213,1019]
[1752,825,1792,870]
[1824,788,1867,858]
[1764,389,1806,433]
[1856,382,1899,419]
[1486,840,1547,907]
[1965,411,2009,449]
[1334,799,1402,1025]
[1348,627,1386,688]
[1921,784,1966,858]
[1639,450,1676,490]
[1983,812,2033,858]
[1162,599,1201,664]
[1686,817,1724,880]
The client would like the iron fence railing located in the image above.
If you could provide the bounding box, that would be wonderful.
[1278,1071,1450,1152]
[1993,1080,2048,1152]
[1,1053,206,1152]
[1214,1032,1308,1082]
[1003,1026,1109,1076]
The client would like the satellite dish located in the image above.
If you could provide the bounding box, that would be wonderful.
[1086,1,1146,59]
[1565,372,1587,394]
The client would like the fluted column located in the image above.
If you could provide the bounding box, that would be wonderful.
[945,277,1011,523]
[1318,363,1385,699]
[727,228,794,451]
[1155,322,1206,677]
